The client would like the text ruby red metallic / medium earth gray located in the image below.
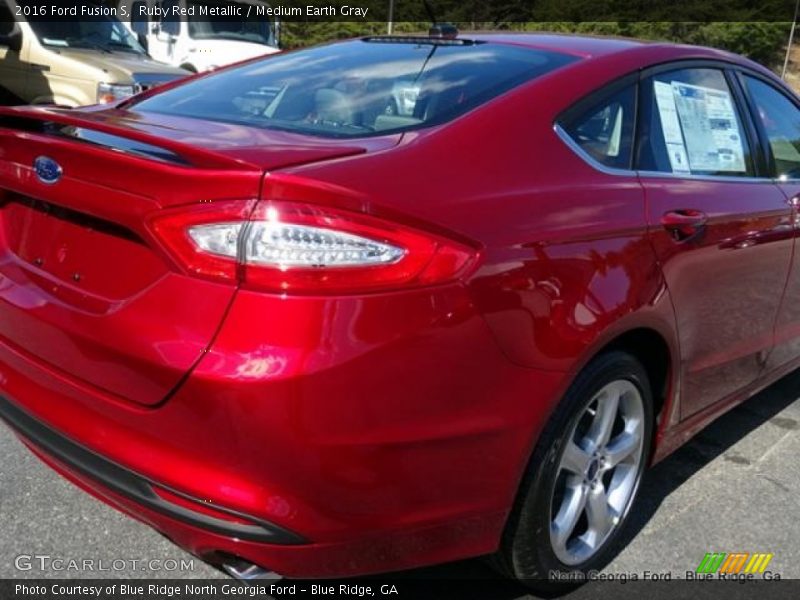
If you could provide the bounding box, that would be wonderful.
[1,33,799,584]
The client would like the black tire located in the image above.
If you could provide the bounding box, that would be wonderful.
[495,351,654,592]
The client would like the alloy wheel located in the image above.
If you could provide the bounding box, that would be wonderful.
[549,379,645,565]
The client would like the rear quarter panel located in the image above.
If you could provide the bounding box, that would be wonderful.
[285,46,686,432]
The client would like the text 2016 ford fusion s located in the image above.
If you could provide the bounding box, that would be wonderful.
[1,32,799,585]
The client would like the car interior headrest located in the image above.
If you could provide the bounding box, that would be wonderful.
[314,88,354,125]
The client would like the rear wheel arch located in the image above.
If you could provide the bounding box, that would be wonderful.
[594,328,672,430]
[495,326,676,582]
[180,63,198,73]
[495,350,655,585]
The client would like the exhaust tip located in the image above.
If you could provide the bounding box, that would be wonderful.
[221,556,283,582]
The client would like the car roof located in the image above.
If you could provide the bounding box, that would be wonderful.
[461,32,778,80]
[464,33,650,58]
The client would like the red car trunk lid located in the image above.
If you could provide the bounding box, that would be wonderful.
[0,106,365,406]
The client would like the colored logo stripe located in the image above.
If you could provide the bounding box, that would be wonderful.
[697,553,726,573]
[697,552,774,574]
[720,553,749,574]
[744,553,774,574]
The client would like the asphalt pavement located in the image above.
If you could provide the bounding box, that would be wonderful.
[1,368,799,598]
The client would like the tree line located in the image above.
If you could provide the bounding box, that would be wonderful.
[280,22,793,71]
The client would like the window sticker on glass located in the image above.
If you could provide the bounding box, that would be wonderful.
[671,81,746,173]
[654,81,690,174]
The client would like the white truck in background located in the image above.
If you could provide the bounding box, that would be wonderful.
[116,0,280,73]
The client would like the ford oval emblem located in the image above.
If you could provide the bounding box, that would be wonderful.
[34,156,62,185]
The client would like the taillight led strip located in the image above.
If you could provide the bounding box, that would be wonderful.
[148,200,477,294]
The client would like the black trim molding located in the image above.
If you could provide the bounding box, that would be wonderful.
[0,396,306,545]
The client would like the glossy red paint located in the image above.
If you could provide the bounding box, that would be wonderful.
[0,35,799,577]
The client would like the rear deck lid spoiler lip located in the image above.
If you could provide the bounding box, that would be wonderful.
[0,106,259,171]
[0,106,371,173]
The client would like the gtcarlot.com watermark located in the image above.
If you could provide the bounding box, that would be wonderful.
[15,554,195,573]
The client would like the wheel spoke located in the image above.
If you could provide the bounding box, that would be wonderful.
[604,430,640,467]
[587,387,620,450]
[607,463,638,513]
[551,478,588,552]
[561,440,592,475]
[584,484,615,548]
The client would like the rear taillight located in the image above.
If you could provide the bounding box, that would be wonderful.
[149,201,477,294]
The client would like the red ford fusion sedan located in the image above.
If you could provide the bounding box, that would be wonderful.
[1,32,799,584]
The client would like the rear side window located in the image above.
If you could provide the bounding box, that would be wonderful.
[743,76,800,180]
[560,86,636,170]
[638,68,755,177]
[132,40,577,139]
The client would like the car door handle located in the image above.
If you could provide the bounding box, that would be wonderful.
[661,209,708,241]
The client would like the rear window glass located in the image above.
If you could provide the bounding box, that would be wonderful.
[132,39,577,139]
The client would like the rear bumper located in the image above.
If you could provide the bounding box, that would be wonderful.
[0,396,303,545]
[0,284,568,578]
